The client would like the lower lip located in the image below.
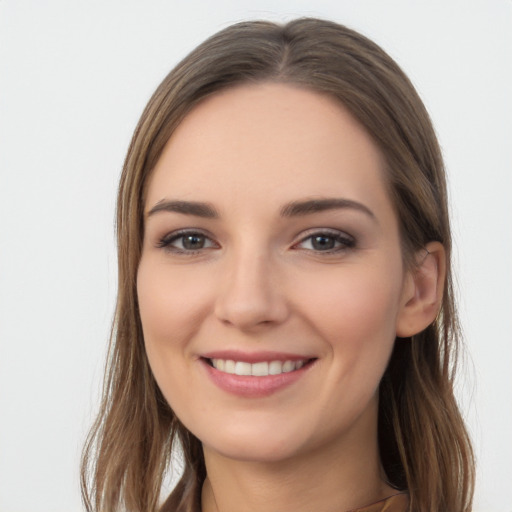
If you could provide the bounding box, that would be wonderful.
[201,359,312,398]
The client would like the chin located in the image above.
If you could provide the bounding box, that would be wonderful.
[192,413,327,465]
[203,435,305,464]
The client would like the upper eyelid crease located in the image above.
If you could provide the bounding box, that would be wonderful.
[159,229,215,243]
[157,231,218,251]
[295,230,355,248]
[158,229,353,249]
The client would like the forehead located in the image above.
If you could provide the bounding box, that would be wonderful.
[146,83,389,213]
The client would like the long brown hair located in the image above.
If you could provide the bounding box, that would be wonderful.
[81,18,474,512]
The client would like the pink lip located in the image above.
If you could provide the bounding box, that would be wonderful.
[199,355,315,398]
[200,350,312,363]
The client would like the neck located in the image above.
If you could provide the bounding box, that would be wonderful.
[201,415,395,512]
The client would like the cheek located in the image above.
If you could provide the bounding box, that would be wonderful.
[301,261,402,319]
[137,258,212,347]
[294,262,403,371]
[288,264,404,437]
[136,258,213,415]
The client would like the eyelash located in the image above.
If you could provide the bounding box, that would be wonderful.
[156,229,356,255]
[293,229,356,253]
[156,229,218,254]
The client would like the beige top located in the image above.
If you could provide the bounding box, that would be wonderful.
[348,493,409,512]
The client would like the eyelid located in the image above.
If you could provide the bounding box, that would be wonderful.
[292,228,356,252]
[156,228,219,253]
[154,227,355,254]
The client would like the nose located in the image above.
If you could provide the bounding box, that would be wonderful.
[214,249,289,331]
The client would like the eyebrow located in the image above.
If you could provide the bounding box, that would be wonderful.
[147,200,219,218]
[146,197,376,221]
[280,198,376,220]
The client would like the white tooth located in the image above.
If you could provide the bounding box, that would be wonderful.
[252,362,269,376]
[235,361,252,376]
[296,360,304,369]
[282,360,295,373]
[268,361,283,375]
[224,360,236,374]
[216,359,225,371]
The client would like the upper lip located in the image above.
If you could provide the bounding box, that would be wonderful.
[200,350,315,364]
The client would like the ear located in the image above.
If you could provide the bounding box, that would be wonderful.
[396,241,446,338]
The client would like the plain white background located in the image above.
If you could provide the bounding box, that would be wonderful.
[0,1,511,511]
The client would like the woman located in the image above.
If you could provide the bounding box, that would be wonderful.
[81,18,474,512]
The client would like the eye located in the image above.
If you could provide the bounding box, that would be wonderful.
[157,230,218,253]
[294,230,355,253]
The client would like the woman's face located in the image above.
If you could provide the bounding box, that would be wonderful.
[137,83,412,463]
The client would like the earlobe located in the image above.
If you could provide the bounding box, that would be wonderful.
[396,241,446,338]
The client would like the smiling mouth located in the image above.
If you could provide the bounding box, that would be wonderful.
[205,358,315,376]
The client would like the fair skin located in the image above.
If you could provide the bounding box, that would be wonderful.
[137,83,444,512]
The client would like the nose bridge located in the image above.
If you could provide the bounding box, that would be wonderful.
[214,240,287,329]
